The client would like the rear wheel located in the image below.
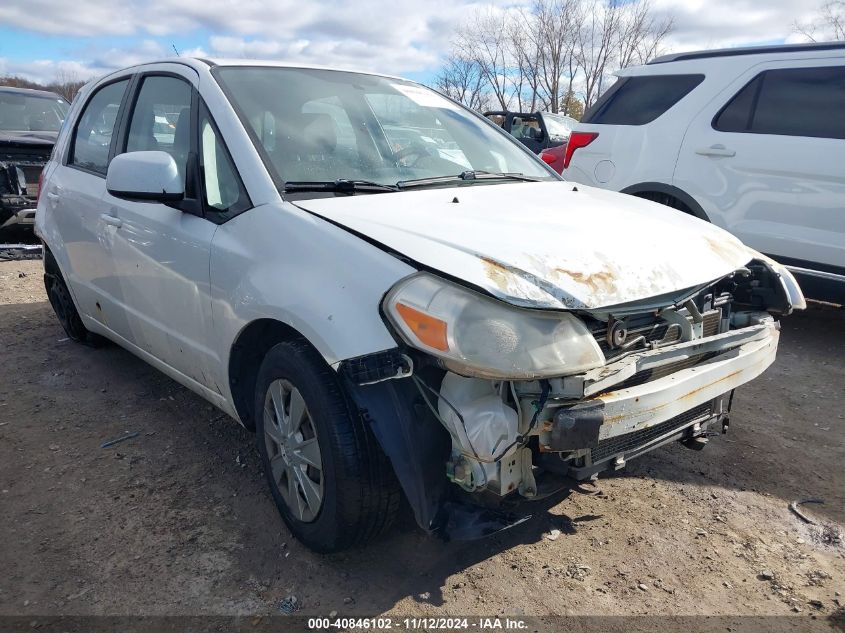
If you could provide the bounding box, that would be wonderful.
[254,340,400,552]
[43,251,104,346]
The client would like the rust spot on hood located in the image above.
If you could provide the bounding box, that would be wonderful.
[481,257,512,292]
[704,235,749,265]
[554,267,618,297]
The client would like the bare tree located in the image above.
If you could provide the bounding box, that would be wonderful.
[435,55,490,111]
[49,69,85,102]
[794,1,845,41]
[454,9,516,110]
[508,14,543,111]
[529,0,582,113]
[577,0,673,107]
[436,0,672,114]
[577,0,622,108]
[0,75,44,90]
[615,0,674,68]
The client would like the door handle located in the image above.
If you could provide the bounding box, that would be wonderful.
[100,213,122,228]
[696,144,736,157]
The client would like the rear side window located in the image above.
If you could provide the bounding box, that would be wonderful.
[582,74,704,125]
[714,66,845,139]
[70,79,129,174]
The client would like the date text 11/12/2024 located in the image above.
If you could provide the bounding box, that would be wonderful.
[307,617,529,630]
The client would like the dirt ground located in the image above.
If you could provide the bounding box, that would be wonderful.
[1,258,843,620]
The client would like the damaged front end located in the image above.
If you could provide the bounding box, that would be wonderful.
[340,257,804,540]
[1,144,51,238]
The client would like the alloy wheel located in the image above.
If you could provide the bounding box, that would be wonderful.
[263,379,324,522]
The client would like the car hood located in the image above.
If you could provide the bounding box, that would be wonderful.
[294,181,756,310]
[0,131,57,148]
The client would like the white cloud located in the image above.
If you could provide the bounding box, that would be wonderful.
[0,58,98,84]
[0,0,834,85]
[652,0,824,51]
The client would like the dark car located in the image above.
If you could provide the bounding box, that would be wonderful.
[484,110,578,154]
[0,86,69,240]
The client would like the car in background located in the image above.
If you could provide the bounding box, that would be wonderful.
[562,42,845,304]
[38,58,804,552]
[539,143,567,174]
[0,86,69,240]
[485,110,578,154]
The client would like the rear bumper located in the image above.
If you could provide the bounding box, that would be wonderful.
[1,195,37,231]
[1,206,37,228]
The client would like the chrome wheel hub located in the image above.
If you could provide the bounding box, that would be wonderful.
[263,379,324,522]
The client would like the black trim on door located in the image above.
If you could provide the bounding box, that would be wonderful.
[196,99,253,224]
[117,71,204,217]
[64,74,136,178]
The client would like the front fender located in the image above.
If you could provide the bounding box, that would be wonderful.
[209,202,417,399]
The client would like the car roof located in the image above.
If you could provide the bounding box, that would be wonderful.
[614,41,845,78]
[649,41,845,65]
[0,85,66,100]
[95,57,410,84]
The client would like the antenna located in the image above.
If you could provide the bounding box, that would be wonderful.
[172,44,180,57]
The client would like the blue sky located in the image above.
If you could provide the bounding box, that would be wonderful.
[0,0,823,85]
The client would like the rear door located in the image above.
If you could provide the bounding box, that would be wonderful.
[46,76,132,324]
[674,58,845,273]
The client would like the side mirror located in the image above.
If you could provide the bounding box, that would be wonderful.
[106,151,184,202]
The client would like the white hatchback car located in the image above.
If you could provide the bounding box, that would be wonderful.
[563,42,845,304]
[37,59,804,552]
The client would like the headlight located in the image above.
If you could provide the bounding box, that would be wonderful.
[383,273,604,379]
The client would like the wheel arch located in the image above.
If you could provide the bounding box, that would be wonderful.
[621,182,710,222]
[228,318,321,431]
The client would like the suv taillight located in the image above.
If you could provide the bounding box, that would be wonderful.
[563,132,598,169]
[37,169,45,204]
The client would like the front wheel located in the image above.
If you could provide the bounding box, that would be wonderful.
[254,340,400,552]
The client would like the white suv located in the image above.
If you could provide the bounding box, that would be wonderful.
[563,42,845,304]
[37,59,804,552]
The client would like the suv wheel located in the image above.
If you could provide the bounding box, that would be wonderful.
[635,191,696,217]
[254,340,400,552]
[43,251,104,346]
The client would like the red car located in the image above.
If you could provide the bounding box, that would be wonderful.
[539,142,567,174]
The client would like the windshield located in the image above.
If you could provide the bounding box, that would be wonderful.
[213,67,555,190]
[0,92,69,132]
[543,113,578,141]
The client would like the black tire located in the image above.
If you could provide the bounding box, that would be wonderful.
[43,250,104,347]
[635,191,696,216]
[254,340,400,552]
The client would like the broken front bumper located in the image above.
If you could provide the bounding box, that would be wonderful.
[532,316,779,475]
[0,199,37,230]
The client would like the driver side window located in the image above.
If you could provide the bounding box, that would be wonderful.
[125,75,192,186]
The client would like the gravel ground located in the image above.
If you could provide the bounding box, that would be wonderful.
[0,258,843,622]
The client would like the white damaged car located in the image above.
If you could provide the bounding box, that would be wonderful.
[36,59,805,552]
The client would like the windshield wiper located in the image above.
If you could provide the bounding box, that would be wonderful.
[283,179,399,194]
[396,170,542,189]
